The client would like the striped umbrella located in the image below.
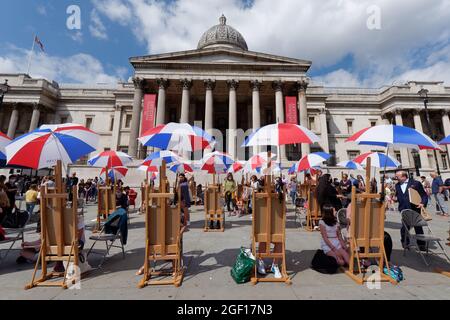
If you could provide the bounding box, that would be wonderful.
[139,122,215,152]
[292,152,331,172]
[170,163,194,174]
[346,125,440,150]
[201,151,235,174]
[6,123,99,169]
[88,150,133,168]
[353,152,400,168]
[100,166,128,182]
[242,152,277,173]
[227,161,245,173]
[141,150,182,167]
[336,160,364,170]
[438,135,450,145]
[0,132,12,161]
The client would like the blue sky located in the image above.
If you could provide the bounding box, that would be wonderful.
[1,0,449,86]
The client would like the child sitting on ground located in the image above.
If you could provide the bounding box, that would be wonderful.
[319,204,349,267]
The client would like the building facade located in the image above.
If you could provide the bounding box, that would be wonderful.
[1,15,450,179]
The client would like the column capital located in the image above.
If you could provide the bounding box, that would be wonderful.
[227,79,239,90]
[132,77,146,90]
[319,107,327,115]
[156,78,170,90]
[381,111,392,120]
[32,103,40,111]
[393,108,403,116]
[115,104,124,112]
[180,78,193,90]
[295,78,309,92]
[204,79,216,91]
[437,109,450,117]
[272,80,284,92]
[11,102,19,111]
[411,109,422,116]
[250,80,262,91]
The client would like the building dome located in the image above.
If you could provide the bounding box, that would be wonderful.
[197,15,248,51]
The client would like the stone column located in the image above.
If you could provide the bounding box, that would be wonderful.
[413,110,430,169]
[394,109,410,168]
[180,79,192,124]
[227,80,239,159]
[273,81,287,163]
[204,79,215,154]
[112,105,123,151]
[441,110,450,165]
[29,104,41,132]
[155,78,169,126]
[297,79,310,156]
[319,108,330,153]
[7,104,19,138]
[251,80,262,156]
[129,77,145,158]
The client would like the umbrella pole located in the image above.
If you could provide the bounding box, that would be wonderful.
[160,160,167,193]
[55,160,63,193]
[380,146,389,201]
[365,157,371,194]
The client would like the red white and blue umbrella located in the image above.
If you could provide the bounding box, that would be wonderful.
[346,125,440,150]
[201,151,234,174]
[439,135,450,145]
[336,160,364,170]
[139,122,215,152]
[0,132,12,161]
[88,150,133,168]
[6,123,99,169]
[291,152,331,172]
[141,150,182,167]
[137,164,159,173]
[242,123,320,147]
[100,166,128,182]
[227,161,245,173]
[170,163,194,174]
[242,152,277,173]
[353,152,400,169]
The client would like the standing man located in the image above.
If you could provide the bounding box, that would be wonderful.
[430,172,449,217]
[394,171,427,250]
[68,172,79,202]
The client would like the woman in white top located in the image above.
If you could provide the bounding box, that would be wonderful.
[319,204,349,266]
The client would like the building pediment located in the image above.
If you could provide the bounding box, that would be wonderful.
[130,47,311,71]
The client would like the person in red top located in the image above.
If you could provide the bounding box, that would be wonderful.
[127,187,137,210]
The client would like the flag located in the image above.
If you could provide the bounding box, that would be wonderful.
[34,36,45,52]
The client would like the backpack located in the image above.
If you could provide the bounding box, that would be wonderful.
[2,209,29,229]
[383,265,404,282]
[311,249,339,274]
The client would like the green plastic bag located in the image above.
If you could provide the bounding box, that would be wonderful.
[230,247,256,284]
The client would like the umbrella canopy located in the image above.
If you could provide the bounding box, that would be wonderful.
[242,123,320,147]
[353,152,400,169]
[0,132,12,160]
[201,151,234,174]
[141,150,182,167]
[227,161,245,173]
[139,122,215,152]
[88,150,133,168]
[336,160,364,170]
[243,152,277,173]
[438,135,450,145]
[100,166,128,182]
[346,125,440,150]
[292,152,331,172]
[170,163,194,174]
[6,123,99,169]
[137,164,159,173]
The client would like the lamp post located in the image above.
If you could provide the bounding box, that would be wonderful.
[0,79,10,109]
[418,88,441,175]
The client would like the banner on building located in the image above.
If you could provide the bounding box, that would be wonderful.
[285,96,298,124]
[141,94,157,134]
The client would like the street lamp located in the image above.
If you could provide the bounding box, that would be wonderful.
[418,88,441,175]
[0,79,10,109]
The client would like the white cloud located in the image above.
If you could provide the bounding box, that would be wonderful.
[90,9,108,40]
[92,0,450,87]
[36,5,47,16]
[0,46,120,84]
[314,69,362,87]
[69,31,84,43]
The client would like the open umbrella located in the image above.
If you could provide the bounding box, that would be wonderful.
[6,123,99,170]
[88,150,133,168]
[100,166,128,182]
[0,132,11,161]
[201,151,234,174]
[243,123,320,147]
[227,161,245,173]
[242,152,277,173]
[336,160,364,170]
[170,163,194,174]
[353,152,400,169]
[291,152,331,172]
[438,135,450,145]
[141,150,182,167]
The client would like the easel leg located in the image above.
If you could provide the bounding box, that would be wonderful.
[25,246,43,290]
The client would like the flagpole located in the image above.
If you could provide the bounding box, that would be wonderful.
[26,35,36,75]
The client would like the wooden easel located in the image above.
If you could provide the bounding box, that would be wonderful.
[139,161,185,288]
[96,179,116,231]
[345,185,396,285]
[26,161,80,289]
[251,171,290,285]
[204,182,224,232]
[305,182,321,232]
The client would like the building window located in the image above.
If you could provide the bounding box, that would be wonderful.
[60,117,68,124]
[370,121,377,127]
[77,155,88,165]
[442,153,448,170]
[395,151,401,164]
[110,117,115,131]
[119,146,128,154]
[85,117,93,130]
[104,147,111,152]
[347,150,360,160]
[169,108,177,122]
[124,114,132,128]
[309,117,316,131]
[346,120,354,134]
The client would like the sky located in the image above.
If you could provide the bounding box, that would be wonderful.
[0,0,449,87]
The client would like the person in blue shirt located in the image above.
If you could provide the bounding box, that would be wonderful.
[430,172,449,217]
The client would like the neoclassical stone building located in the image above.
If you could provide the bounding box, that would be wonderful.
[1,15,450,178]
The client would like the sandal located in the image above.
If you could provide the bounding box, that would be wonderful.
[136,267,145,276]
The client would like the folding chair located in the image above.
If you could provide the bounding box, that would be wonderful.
[337,208,349,241]
[0,211,31,265]
[87,209,126,268]
[294,197,307,229]
[401,209,450,266]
